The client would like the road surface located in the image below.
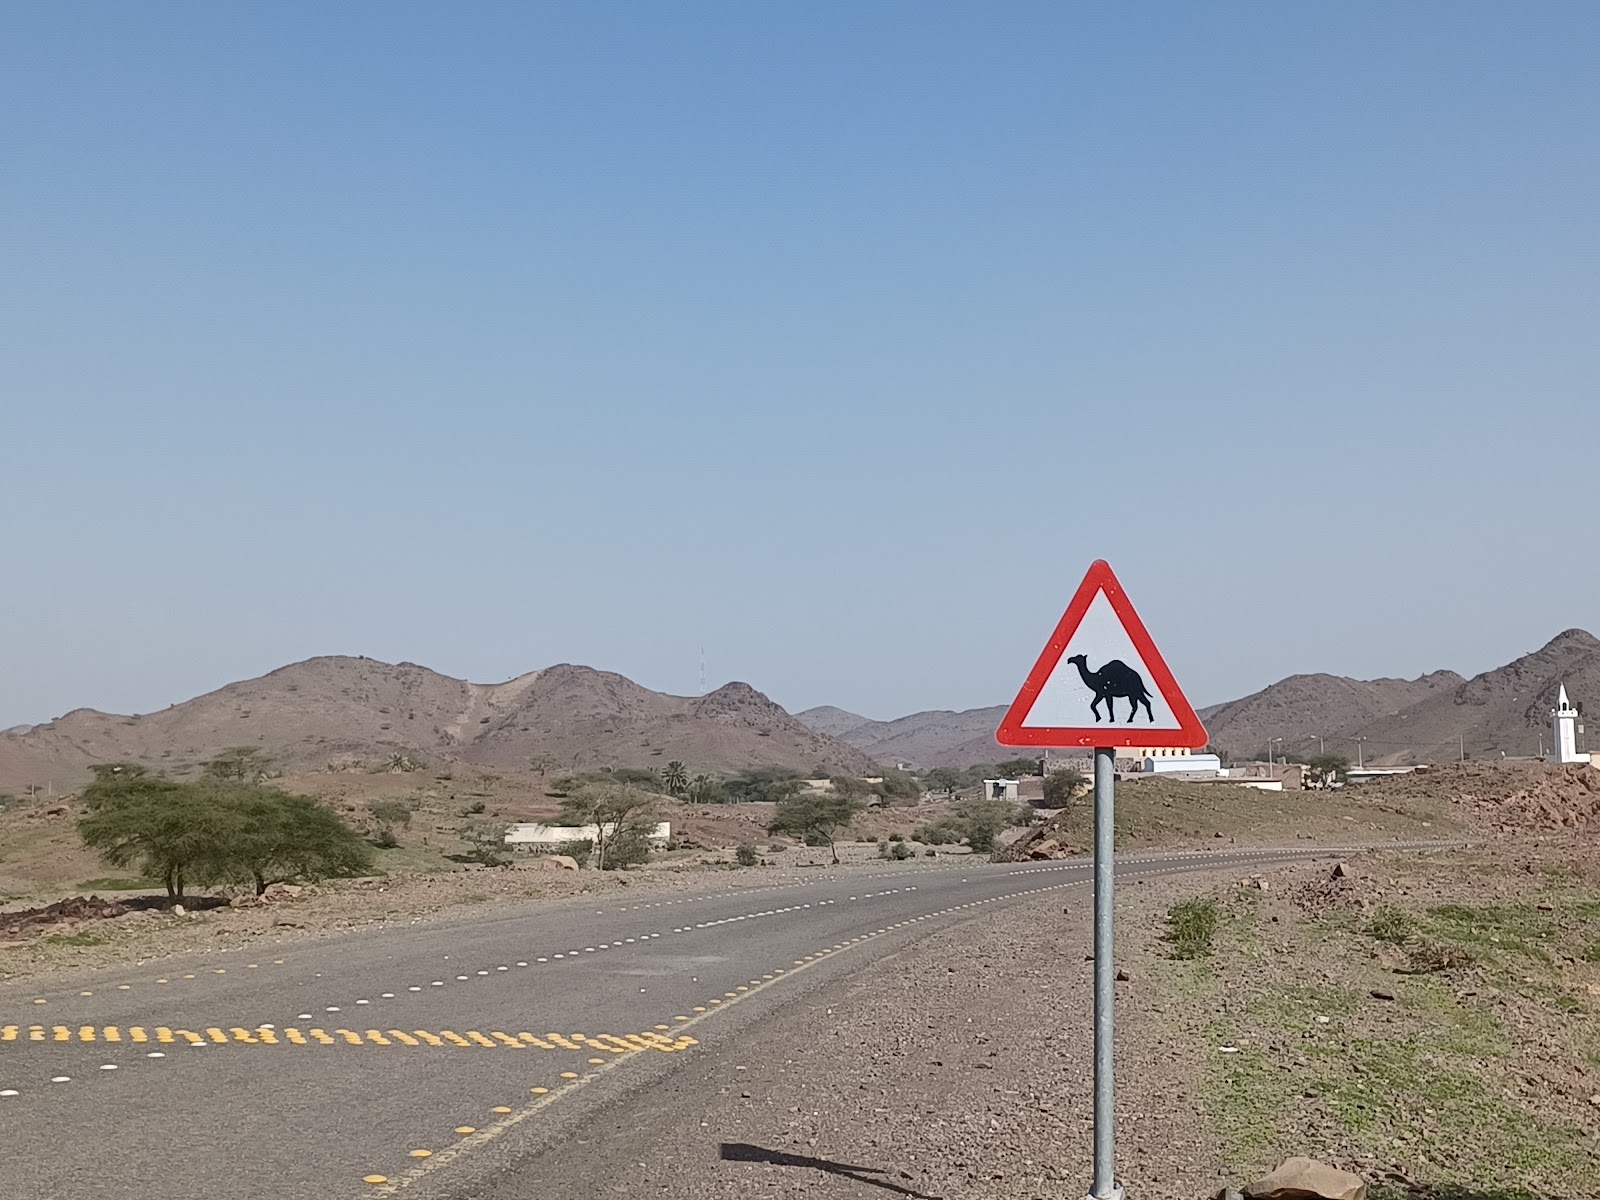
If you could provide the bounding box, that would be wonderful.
[0,846,1383,1200]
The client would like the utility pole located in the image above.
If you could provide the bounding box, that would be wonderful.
[1355,737,1367,770]
[1459,734,1465,763]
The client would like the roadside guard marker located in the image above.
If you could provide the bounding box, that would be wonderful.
[997,559,1206,1200]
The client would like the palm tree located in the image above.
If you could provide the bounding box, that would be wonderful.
[662,761,689,796]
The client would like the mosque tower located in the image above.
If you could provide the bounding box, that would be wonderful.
[1549,684,1590,765]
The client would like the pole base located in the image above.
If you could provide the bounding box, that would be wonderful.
[1085,1185,1124,1200]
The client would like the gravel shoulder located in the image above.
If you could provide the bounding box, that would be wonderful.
[511,842,1600,1200]
[510,865,1232,1200]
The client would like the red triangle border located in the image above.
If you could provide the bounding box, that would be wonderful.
[995,560,1208,750]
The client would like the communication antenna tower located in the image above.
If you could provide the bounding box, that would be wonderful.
[699,646,706,695]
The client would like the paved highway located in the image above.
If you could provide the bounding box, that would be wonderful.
[0,846,1385,1200]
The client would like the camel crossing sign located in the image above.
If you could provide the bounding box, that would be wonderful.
[995,560,1207,750]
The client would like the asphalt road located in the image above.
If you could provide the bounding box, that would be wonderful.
[0,846,1389,1200]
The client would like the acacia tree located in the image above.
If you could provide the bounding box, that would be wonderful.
[1043,768,1087,807]
[768,793,865,865]
[209,783,374,894]
[558,784,658,870]
[79,766,231,899]
[79,767,374,899]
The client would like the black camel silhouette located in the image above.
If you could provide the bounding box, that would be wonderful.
[1066,654,1154,723]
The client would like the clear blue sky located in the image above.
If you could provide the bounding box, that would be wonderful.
[4,2,1597,729]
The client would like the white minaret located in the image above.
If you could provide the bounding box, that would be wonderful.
[1549,684,1590,764]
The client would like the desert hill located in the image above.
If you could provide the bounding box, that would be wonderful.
[0,657,874,791]
[1196,670,1465,762]
[797,704,1010,769]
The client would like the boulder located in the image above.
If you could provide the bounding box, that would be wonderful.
[544,855,580,871]
[1330,861,1351,879]
[1243,1157,1366,1200]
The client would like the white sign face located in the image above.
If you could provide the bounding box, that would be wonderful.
[1019,591,1187,731]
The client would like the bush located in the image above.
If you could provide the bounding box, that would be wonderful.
[1164,898,1219,959]
[924,847,937,857]
[724,768,805,804]
[890,842,912,860]
[887,833,903,842]
[458,821,511,867]
[367,800,412,828]
[370,827,400,849]
[735,844,759,867]
[554,838,593,868]
[865,834,879,843]
[1368,906,1417,945]
[914,821,962,846]
[604,827,653,869]
[466,800,487,815]
[1043,768,1087,807]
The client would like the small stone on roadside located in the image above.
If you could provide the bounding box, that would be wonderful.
[1243,1156,1366,1200]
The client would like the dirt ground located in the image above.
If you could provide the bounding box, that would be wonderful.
[584,841,1600,1200]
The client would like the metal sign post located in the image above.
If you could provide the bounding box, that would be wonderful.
[993,560,1207,1200]
[1089,746,1122,1200]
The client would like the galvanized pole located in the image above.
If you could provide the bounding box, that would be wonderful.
[1089,746,1123,1200]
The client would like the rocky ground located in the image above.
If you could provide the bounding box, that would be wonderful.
[548,840,1600,1200]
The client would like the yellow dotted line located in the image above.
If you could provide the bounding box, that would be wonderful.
[0,1025,695,1052]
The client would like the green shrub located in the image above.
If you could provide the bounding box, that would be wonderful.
[603,828,652,870]
[370,827,400,849]
[735,844,759,867]
[1164,897,1219,959]
[466,800,487,815]
[367,800,412,827]
[887,833,903,842]
[458,821,510,866]
[890,842,912,860]
[1368,906,1417,945]
[554,838,593,868]
[924,848,937,857]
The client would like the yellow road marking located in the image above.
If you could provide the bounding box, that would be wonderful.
[4,1022,695,1053]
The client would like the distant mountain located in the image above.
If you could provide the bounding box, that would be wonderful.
[1201,629,1600,765]
[0,657,875,791]
[1197,671,1465,762]
[805,628,1600,770]
[797,704,1010,769]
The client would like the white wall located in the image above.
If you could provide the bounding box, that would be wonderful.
[504,821,672,847]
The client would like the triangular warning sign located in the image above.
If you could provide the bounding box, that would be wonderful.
[996,560,1208,750]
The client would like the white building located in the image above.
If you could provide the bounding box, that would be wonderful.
[1143,754,1222,776]
[505,821,673,849]
[1549,685,1590,765]
[981,778,1020,802]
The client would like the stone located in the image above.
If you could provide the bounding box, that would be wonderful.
[545,855,580,871]
[171,904,186,917]
[1242,1157,1366,1200]
[1330,861,1351,879]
